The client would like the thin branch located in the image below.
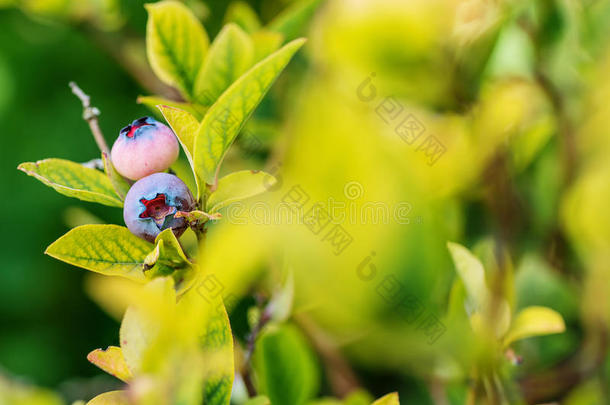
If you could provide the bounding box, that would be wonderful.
[69,82,110,155]
[242,302,272,397]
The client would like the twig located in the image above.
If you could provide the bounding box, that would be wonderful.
[69,81,110,156]
[242,302,272,397]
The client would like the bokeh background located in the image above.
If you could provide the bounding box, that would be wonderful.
[3,0,610,404]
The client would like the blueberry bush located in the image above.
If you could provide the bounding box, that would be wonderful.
[5,0,610,404]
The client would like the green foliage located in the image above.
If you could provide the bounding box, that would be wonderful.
[15,1,308,403]
[45,225,152,282]
[86,390,129,405]
[146,0,209,98]
[253,323,320,405]
[144,229,193,279]
[158,104,202,199]
[503,306,565,348]
[371,393,400,405]
[86,346,132,382]
[194,38,305,185]
[207,170,277,213]
[224,2,262,34]
[18,159,123,207]
[138,95,207,119]
[267,0,323,42]
[194,23,254,106]
[11,0,608,403]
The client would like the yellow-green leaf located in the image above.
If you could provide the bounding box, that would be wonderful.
[194,23,254,106]
[194,38,305,185]
[371,393,400,405]
[158,105,201,200]
[158,105,199,155]
[224,1,261,34]
[146,0,209,97]
[87,346,132,382]
[201,300,234,405]
[102,152,130,200]
[503,306,565,347]
[267,0,323,42]
[207,170,276,213]
[251,30,284,63]
[138,95,207,120]
[86,391,129,405]
[119,278,175,376]
[447,242,488,309]
[18,159,123,207]
[447,242,511,337]
[144,228,193,279]
[166,280,234,405]
[45,225,152,281]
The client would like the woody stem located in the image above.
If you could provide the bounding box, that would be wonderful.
[69,81,110,156]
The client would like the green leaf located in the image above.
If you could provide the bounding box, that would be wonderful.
[138,95,207,120]
[251,30,284,63]
[244,396,271,405]
[194,23,254,106]
[18,158,123,207]
[267,0,323,42]
[344,390,374,405]
[45,225,152,281]
[146,0,209,97]
[447,242,488,309]
[158,105,201,200]
[207,170,276,213]
[371,393,400,405]
[143,229,192,279]
[86,391,129,405]
[253,323,319,405]
[201,312,234,405]
[87,346,132,382]
[102,152,130,200]
[447,241,511,337]
[158,105,199,156]
[119,278,175,376]
[178,286,234,405]
[503,306,565,347]
[194,38,305,185]
[224,1,262,34]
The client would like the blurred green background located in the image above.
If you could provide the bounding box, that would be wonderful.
[3,0,610,404]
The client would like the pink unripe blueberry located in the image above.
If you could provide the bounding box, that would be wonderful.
[111,117,179,180]
[123,173,195,242]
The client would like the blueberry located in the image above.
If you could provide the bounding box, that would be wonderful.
[111,117,179,180]
[123,173,195,242]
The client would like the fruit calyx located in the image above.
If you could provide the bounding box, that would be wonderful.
[139,193,177,227]
[120,117,153,139]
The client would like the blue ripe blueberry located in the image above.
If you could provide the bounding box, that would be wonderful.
[111,116,179,180]
[123,173,195,242]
